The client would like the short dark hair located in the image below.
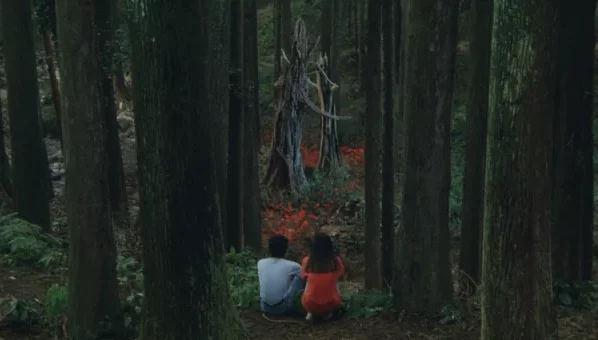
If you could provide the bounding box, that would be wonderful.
[268,235,289,258]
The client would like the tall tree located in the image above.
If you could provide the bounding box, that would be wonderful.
[458,0,492,290]
[210,2,231,250]
[128,0,245,338]
[363,0,382,290]
[274,0,291,77]
[1,0,52,230]
[105,0,131,250]
[226,0,245,252]
[55,0,124,337]
[316,0,342,172]
[481,0,559,338]
[551,0,595,282]
[0,99,10,195]
[243,0,263,251]
[393,0,457,314]
[380,0,394,286]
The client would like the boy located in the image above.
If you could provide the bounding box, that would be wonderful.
[257,235,306,316]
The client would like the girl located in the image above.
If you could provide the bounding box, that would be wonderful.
[300,232,345,323]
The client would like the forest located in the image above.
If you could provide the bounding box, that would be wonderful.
[0,0,597,339]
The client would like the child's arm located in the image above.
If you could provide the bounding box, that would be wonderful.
[300,257,309,279]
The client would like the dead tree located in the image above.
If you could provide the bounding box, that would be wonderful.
[263,18,349,192]
[315,54,341,172]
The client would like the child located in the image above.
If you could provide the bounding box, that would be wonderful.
[257,235,306,316]
[301,232,346,323]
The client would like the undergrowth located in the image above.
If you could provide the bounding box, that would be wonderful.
[0,212,66,268]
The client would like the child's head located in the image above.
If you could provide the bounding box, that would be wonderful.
[268,235,289,258]
[306,232,338,273]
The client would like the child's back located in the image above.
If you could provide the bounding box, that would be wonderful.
[258,257,301,305]
[301,256,344,314]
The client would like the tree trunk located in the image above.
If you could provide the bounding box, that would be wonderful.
[42,28,63,146]
[128,0,245,338]
[380,0,394,287]
[226,0,245,252]
[55,0,124,337]
[316,0,342,172]
[264,19,321,192]
[1,0,52,230]
[393,0,457,315]
[243,0,263,251]
[103,0,131,253]
[458,0,492,291]
[393,0,402,85]
[274,0,291,77]
[0,98,11,196]
[203,1,231,251]
[551,0,595,282]
[364,0,382,290]
[358,0,368,98]
[481,0,559,338]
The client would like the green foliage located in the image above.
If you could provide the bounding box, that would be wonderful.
[0,213,66,268]
[0,295,40,328]
[308,167,361,203]
[226,249,261,309]
[554,280,598,313]
[44,283,67,324]
[343,290,391,318]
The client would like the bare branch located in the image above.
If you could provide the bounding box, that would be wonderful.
[281,49,291,64]
[301,94,351,120]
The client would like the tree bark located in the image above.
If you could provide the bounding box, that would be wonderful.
[55,0,124,337]
[129,0,245,338]
[274,0,291,77]
[458,0,492,291]
[243,0,263,251]
[316,0,342,172]
[226,0,245,252]
[264,19,323,192]
[364,0,382,290]
[380,0,395,287]
[0,98,10,196]
[1,0,52,230]
[481,0,559,338]
[42,28,63,146]
[551,0,595,282]
[203,1,231,252]
[393,0,457,315]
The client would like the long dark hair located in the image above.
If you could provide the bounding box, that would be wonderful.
[306,232,338,273]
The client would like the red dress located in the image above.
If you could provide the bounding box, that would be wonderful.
[300,256,344,315]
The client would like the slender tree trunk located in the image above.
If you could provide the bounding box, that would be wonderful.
[481,0,559,338]
[0,98,10,196]
[42,28,63,146]
[55,0,124,337]
[243,0,263,251]
[274,0,291,77]
[205,1,231,251]
[129,0,245,338]
[380,0,394,287]
[226,0,245,252]
[393,0,457,315]
[364,0,382,290]
[551,0,595,282]
[103,0,131,252]
[393,0,402,85]
[358,1,368,97]
[1,0,52,230]
[316,0,342,172]
[458,0,492,291]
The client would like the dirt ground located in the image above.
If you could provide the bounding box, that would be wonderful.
[2,266,598,340]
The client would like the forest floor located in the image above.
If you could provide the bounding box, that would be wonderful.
[1,258,598,339]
